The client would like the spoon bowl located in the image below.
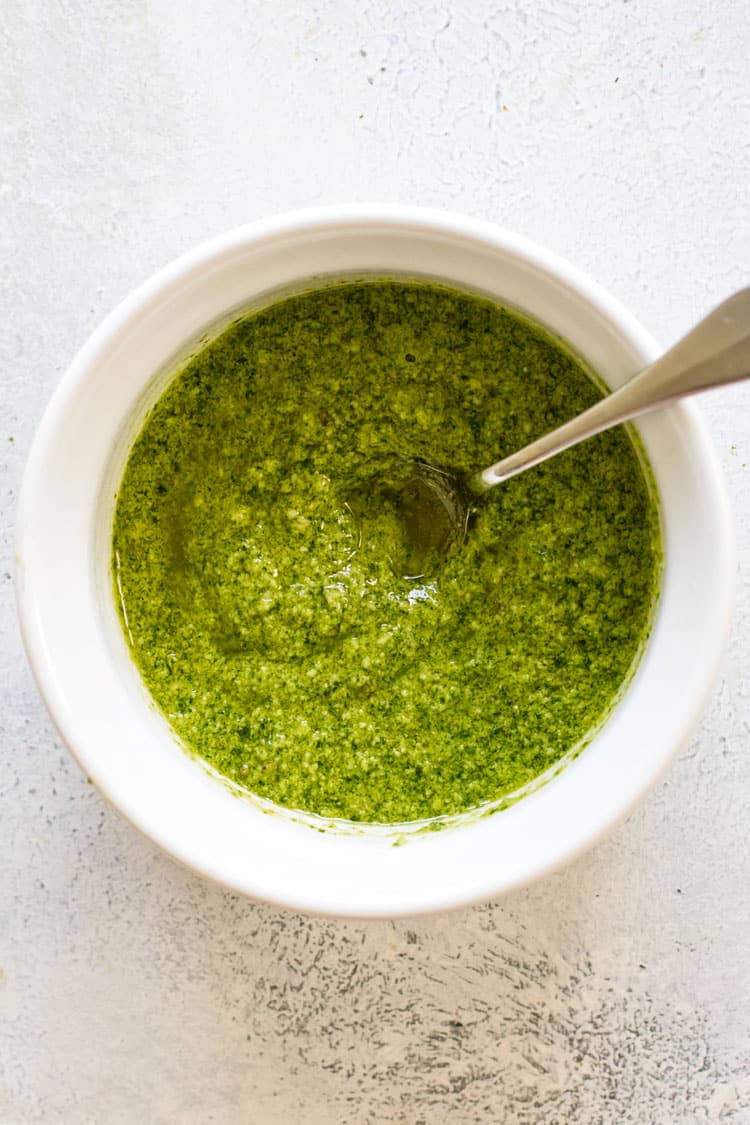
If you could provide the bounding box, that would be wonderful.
[346,457,473,579]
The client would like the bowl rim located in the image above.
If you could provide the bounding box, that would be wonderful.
[15,204,736,916]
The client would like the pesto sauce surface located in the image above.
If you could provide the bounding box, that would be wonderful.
[112,281,660,823]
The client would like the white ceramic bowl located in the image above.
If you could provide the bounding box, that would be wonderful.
[16,206,734,917]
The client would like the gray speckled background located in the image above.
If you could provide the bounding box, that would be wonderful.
[2,2,749,1121]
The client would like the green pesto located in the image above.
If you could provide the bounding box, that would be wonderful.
[112,281,661,824]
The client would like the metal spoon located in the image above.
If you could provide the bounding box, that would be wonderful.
[369,288,750,578]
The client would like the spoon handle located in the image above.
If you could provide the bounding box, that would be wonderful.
[480,288,750,488]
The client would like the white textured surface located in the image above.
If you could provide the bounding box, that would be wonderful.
[2,1,749,1121]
